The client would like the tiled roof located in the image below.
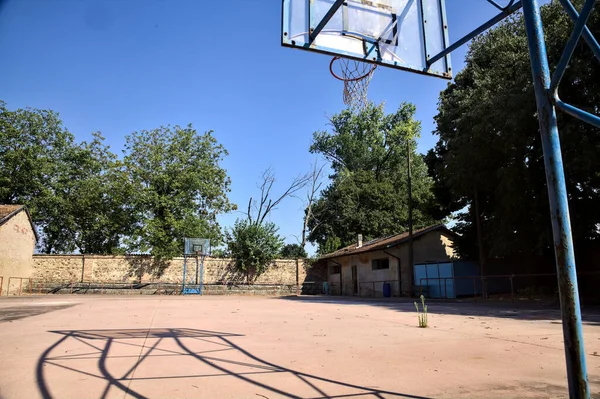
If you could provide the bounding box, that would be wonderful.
[0,205,24,221]
[319,224,454,260]
[0,204,39,242]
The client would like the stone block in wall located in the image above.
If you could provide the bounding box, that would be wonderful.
[31,255,306,289]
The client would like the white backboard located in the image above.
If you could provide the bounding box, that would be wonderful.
[282,0,452,79]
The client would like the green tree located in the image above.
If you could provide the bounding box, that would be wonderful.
[225,219,284,280]
[123,125,235,259]
[210,248,229,258]
[429,0,600,259]
[0,101,73,207]
[280,243,308,259]
[0,102,132,253]
[308,102,438,251]
[48,133,135,254]
[0,101,74,251]
[318,236,342,256]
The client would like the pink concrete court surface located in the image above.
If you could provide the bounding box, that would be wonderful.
[1,296,600,399]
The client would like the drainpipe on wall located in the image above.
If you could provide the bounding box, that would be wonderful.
[383,248,402,297]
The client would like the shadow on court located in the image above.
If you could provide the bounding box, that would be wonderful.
[36,328,431,399]
[277,295,600,324]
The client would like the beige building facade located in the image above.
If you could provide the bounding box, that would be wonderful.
[321,225,456,296]
[0,205,38,295]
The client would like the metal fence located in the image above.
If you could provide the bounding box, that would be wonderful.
[358,280,400,297]
[312,280,401,297]
[418,272,600,301]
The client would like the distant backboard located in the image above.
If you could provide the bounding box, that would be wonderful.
[184,238,210,256]
[281,0,452,79]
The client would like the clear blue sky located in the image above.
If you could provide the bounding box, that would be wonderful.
[0,0,537,254]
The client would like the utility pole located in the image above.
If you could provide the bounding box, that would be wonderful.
[474,187,486,297]
[407,138,414,296]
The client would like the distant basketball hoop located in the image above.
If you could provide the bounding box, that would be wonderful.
[182,238,211,295]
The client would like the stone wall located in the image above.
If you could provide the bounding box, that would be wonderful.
[32,255,307,287]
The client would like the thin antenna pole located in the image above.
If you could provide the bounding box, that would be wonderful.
[407,138,414,295]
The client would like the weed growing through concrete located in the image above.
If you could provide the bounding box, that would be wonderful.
[414,295,428,328]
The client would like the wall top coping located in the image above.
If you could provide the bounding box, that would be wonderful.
[32,254,306,262]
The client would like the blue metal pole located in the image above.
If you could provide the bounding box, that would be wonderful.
[555,98,600,129]
[199,255,205,295]
[427,1,522,66]
[521,1,589,398]
[182,254,188,294]
[557,0,600,62]
[550,0,596,93]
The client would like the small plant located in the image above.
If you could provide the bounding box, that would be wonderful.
[414,295,428,328]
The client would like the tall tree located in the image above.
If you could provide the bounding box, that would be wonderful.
[280,243,308,259]
[429,0,600,259]
[123,125,235,259]
[0,101,74,216]
[308,102,438,251]
[44,133,135,254]
[0,102,131,253]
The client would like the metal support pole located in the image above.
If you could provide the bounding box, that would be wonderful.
[444,278,447,299]
[199,255,205,295]
[195,254,199,285]
[474,188,487,297]
[427,1,523,66]
[522,1,589,397]
[407,139,414,296]
[309,0,345,43]
[182,254,188,294]
[510,275,515,304]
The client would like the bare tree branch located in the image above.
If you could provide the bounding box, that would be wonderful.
[247,167,311,226]
[255,168,275,223]
[301,161,326,249]
[247,197,253,223]
[259,171,311,225]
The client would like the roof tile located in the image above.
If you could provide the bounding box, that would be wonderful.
[0,205,24,221]
[319,224,453,260]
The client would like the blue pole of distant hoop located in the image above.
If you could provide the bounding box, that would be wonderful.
[182,254,188,294]
[521,0,589,397]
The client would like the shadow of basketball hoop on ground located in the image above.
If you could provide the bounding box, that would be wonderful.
[36,328,430,399]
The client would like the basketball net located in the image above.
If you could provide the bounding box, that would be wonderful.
[330,56,377,111]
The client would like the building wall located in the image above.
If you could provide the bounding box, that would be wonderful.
[31,255,306,287]
[0,211,36,295]
[326,249,401,296]
[326,230,456,296]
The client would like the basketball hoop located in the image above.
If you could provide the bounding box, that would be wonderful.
[330,56,377,111]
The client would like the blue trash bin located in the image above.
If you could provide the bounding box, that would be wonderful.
[383,282,391,298]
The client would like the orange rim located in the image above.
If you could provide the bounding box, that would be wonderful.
[329,56,377,82]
